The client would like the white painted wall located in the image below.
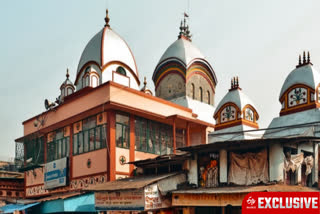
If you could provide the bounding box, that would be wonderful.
[269,143,284,182]
[188,154,198,186]
[102,64,139,90]
[219,149,228,183]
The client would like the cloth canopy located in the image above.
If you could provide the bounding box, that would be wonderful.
[228,149,269,185]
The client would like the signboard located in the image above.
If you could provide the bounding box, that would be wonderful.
[144,184,171,210]
[95,190,145,211]
[44,157,67,189]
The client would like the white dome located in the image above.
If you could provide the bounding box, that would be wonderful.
[76,27,139,82]
[279,64,320,99]
[214,89,258,116]
[158,38,205,66]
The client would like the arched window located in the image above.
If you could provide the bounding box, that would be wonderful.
[67,87,73,96]
[61,88,65,97]
[207,90,210,104]
[116,66,126,76]
[199,87,203,102]
[85,75,90,87]
[92,75,98,87]
[191,83,195,99]
[83,74,90,88]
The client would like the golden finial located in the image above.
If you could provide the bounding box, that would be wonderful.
[104,9,110,27]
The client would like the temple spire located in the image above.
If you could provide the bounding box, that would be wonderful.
[229,76,241,91]
[104,9,110,27]
[296,51,313,68]
[178,12,192,41]
[66,68,69,79]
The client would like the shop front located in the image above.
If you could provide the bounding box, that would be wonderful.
[89,172,186,213]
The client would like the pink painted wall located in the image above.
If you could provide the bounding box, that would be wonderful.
[116,147,130,173]
[72,148,107,178]
[23,82,198,136]
[24,85,111,135]
[25,168,44,186]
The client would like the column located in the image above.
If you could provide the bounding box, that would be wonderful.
[186,122,190,147]
[173,118,176,154]
[201,126,206,144]
[107,110,116,181]
[69,125,73,179]
[129,114,135,175]
[219,149,228,184]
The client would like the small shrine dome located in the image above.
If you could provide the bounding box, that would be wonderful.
[59,69,75,103]
[279,52,320,99]
[213,77,259,131]
[278,52,320,116]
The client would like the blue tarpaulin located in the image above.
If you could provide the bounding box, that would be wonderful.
[35,193,96,213]
[0,202,40,214]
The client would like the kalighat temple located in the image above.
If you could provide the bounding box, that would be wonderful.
[3,8,320,214]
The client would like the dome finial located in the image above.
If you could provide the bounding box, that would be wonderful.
[66,68,69,79]
[104,9,110,27]
[178,12,192,41]
[144,76,147,86]
[299,54,301,65]
[229,76,241,91]
[141,76,153,95]
[296,51,313,68]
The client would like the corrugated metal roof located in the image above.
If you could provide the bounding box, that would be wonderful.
[37,191,82,202]
[85,172,184,192]
[173,184,319,194]
[179,136,320,153]
[129,153,190,168]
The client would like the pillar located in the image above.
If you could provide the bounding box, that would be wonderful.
[186,122,190,147]
[107,110,116,181]
[173,119,176,154]
[201,126,206,145]
[219,149,228,183]
[269,143,284,182]
[129,114,135,175]
[69,125,73,179]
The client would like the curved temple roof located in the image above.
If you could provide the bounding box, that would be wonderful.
[77,27,138,80]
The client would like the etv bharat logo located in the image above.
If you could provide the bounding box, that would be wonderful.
[247,197,256,205]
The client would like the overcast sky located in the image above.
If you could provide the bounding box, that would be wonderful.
[1,0,320,159]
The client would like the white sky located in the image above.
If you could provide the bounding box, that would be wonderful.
[1,0,320,159]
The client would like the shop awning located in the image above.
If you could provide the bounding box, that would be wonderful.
[86,172,187,211]
[35,192,96,213]
[0,202,40,214]
[86,172,185,192]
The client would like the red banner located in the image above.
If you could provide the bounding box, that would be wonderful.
[242,192,320,214]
